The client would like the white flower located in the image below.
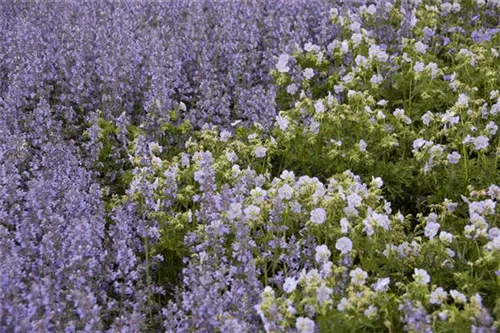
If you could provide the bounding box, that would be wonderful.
[393,108,412,124]
[370,74,383,85]
[179,101,187,111]
[283,277,298,293]
[220,130,232,142]
[426,62,439,78]
[335,237,353,254]
[472,136,489,150]
[350,268,368,286]
[340,218,350,234]
[286,83,298,95]
[413,268,430,286]
[304,42,320,53]
[347,193,363,208]
[450,290,467,303]
[351,33,363,46]
[447,151,461,164]
[424,221,440,240]
[314,100,325,113]
[303,68,314,80]
[315,244,331,264]
[414,61,425,72]
[311,208,327,224]
[276,54,290,73]
[372,277,391,292]
[371,176,383,189]
[316,282,333,305]
[280,170,295,182]
[359,139,367,152]
[364,305,378,317]
[439,231,454,244]
[226,150,238,163]
[430,287,448,305]
[456,93,469,108]
[244,204,261,221]
[486,121,498,135]
[228,203,243,221]
[250,187,267,203]
[296,317,315,333]
[253,146,267,158]
[415,41,428,54]
[278,184,294,200]
[337,297,349,311]
[275,115,289,131]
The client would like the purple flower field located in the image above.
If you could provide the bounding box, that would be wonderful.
[1,0,500,332]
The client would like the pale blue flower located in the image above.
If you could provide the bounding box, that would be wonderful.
[311,208,326,224]
[335,237,353,254]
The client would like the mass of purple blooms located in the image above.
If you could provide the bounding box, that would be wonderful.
[1,0,500,332]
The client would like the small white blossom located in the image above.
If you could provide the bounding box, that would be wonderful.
[364,305,378,317]
[350,268,368,286]
[278,184,294,200]
[337,297,349,311]
[450,290,467,303]
[414,61,425,72]
[359,139,367,152]
[439,231,454,244]
[335,237,353,254]
[303,68,314,79]
[430,287,448,305]
[296,317,315,333]
[415,41,428,54]
[283,277,298,293]
[276,54,290,73]
[315,244,331,264]
[314,100,325,113]
[244,204,261,221]
[425,221,440,240]
[310,208,327,224]
[413,268,430,286]
[253,146,267,158]
[372,277,391,292]
[447,151,461,164]
[287,83,298,95]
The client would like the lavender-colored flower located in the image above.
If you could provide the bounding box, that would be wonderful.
[450,290,467,303]
[296,317,315,333]
[283,277,298,294]
[278,184,294,200]
[314,100,325,113]
[277,54,291,73]
[430,287,448,305]
[472,136,490,150]
[413,268,430,286]
[350,268,368,286]
[335,237,353,255]
[424,222,440,240]
[303,68,315,80]
[447,151,461,164]
[315,244,331,264]
[372,277,391,292]
[359,139,367,152]
[310,207,327,224]
[415,41,428,54]
[254,146,267,158]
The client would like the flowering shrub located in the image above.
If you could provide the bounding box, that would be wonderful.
[1,0,500,332]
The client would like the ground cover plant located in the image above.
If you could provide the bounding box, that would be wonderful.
[1,0,500,332]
